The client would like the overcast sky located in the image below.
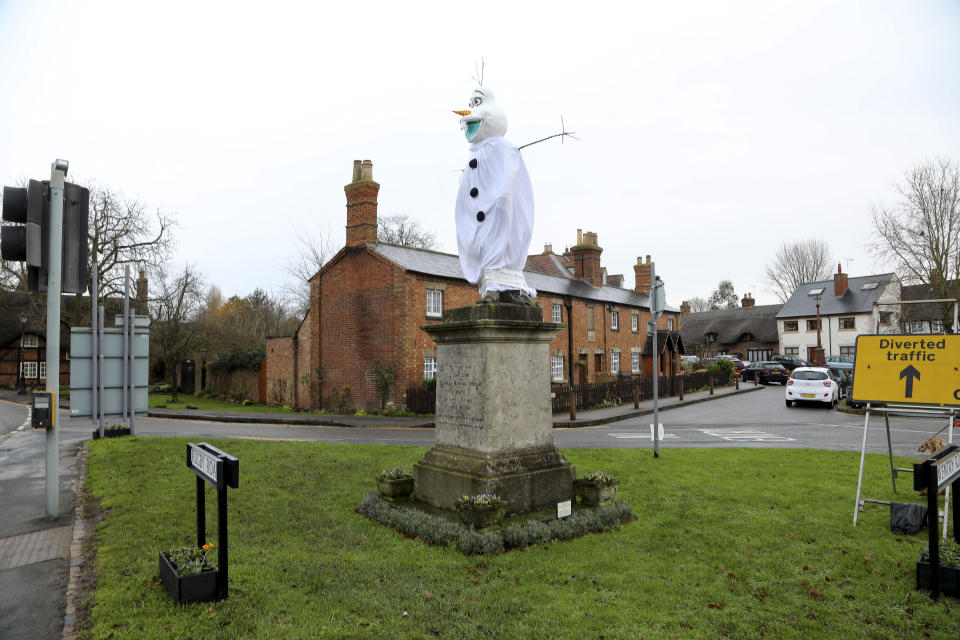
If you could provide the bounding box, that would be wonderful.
[2,0,958,308]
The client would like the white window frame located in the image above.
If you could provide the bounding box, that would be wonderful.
[631,352,640,373]
[667,318,674,330]
[610,310,619,331]
[426,290,443,318]
[39,361,47,380]
[423,357,437,380]
[611,351,620,374]
[631,314,639,333]
[22,334,38,348]
[907,320,924,334]
[551,355,564,381]
[552,304,562,324]
[931,320,944,333]
[21,361,38,379]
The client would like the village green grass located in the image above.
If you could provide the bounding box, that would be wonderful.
[82,439,960,639]
[148,393,316,414]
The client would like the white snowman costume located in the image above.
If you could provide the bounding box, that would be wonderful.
[454,87,536,299]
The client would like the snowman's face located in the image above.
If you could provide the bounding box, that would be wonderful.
[458,87,507,143]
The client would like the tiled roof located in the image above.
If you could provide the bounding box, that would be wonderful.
[369,242,679,312]
[641,330,685,355]
[680,304,781,346]
[775,274,897,318]
[901,280,959,322]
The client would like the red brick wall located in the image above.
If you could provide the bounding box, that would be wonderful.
[295,309,312,408]
[265,336,295,405]
[317,249,399,412]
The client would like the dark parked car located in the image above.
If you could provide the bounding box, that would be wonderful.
[827,365,853,399]
[741,361,789,385]
[770,354,809,372]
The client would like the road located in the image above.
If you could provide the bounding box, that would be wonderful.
[3,385,951,456]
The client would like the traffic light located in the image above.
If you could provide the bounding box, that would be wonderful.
[1,179,89,293]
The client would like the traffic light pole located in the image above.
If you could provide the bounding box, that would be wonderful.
[45,160,67,519]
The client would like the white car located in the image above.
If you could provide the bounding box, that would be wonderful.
[785,367,839,408]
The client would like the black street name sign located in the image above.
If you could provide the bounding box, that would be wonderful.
[186,442,239,490]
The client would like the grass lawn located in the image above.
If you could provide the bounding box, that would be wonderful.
[82,439,960,639]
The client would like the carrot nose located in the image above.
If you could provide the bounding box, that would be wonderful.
[452,110,471,116]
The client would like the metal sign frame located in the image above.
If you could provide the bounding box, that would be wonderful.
[185,442,239,601]
[914,445,960,599]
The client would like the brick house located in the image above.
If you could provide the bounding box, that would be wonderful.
[679,293,781,362]
[776,265,900,361]
[265,160,683,412]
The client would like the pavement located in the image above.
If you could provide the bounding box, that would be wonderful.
[0,381,757,639]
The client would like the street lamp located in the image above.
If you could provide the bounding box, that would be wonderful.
[17,311,27,394]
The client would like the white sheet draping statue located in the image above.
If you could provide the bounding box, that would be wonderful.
[453,87,537,304]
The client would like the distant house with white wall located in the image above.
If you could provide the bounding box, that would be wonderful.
[775,265,900,361]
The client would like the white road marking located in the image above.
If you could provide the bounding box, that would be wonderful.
[16,409,31,431]
[698,428,796,442]
[608,432,680,440]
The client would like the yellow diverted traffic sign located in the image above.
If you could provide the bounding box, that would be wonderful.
[851,334,960,406]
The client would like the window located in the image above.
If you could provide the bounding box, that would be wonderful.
[21,361,38,379]
[839,317,855,330]
[610,310,619,331]
[667,318,674,330]
[631,352,640,373]
[839,345,856,357]
[611,352,620,374]
[908,321,924,333]
[426,290,442,318]
[705,332,717,343]
[861,282,878,290]
[423,357,437,380]
[808,287,824,295]
[931,320,944,333]
[806,319,820,331]
[552,303,562,323]
[748,348,772,361]
[551,356,564,380]
[39,362,46,380]
[22,334,38,348]
[784,347,799,357]
[587,307,595,332]
[631,314,639,332]
[879,311,892,325]
[783,320,799,332]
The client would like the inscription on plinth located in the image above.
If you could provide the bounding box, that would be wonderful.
[436,354,484,431]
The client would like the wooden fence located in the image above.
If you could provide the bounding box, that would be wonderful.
[405,370,729,416]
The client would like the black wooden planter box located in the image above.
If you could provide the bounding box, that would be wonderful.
[159,552,219,604]
[91,427,131,439]
[916,561,960,598]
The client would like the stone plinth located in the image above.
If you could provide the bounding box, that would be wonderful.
[414,303,575,515]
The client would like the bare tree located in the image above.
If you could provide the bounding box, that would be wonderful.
[378,214,438,249]
[765,239,834,303]
[686,296,710,312]
[871,158,960,330]
[150,263,204,401]
[281,220,337,316]
[86,181,175,299]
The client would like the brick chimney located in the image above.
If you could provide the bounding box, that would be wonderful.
[344,159,379,247]
[680,300,691,314]
[572,229,604,287]
[741,292,755,308]
[833,263,848,297]
[634,255,653,293]
[135,270,148,315]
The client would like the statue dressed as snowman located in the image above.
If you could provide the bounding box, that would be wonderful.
[453,87,537,304]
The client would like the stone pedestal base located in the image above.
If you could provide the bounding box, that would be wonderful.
[415,302,574,516]
[415,444,574,515]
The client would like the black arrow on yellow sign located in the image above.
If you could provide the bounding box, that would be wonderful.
[900,365,921,398]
